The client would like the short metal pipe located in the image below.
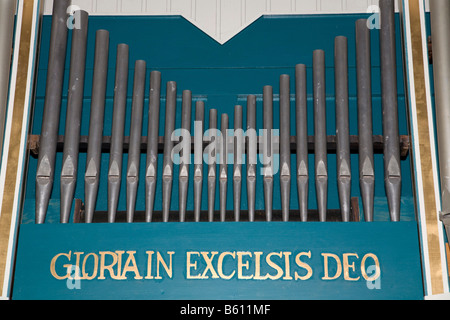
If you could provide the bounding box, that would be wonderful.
[107,43,129,223]
[280,74,291,222]
[313,49,328,222]
[430,0,450,240]
[246,95,257,222]
[219,113,229,222]
[263,85,274,221]
[0,0,16,159]
[295,64,309,222]
[207,109,218,222]
[194,100,205,222]
[126,60,146,223]
[233,105,243,221]
[356,19,375,222]
[35,0,71,224]
[145,70,161,222]
[178,90,192,222]
[60,10,89,224]
[162,81,177,222]
[379,0,402,222]
[334,36,352,222]
[84,29,109,224]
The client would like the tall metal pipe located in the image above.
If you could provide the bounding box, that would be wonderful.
[280,74,291,221]
[233,105,243,221]
[36,0,71,224]
[263,85,274,221]
[145,70,161,222]
[179,90,192,222]
[0,0,16,160]
[430,0,450,237]
[295,64,309,222]
[334,36,352,222]
[162,81,177,222]
[379,0,402,222]
[60,10,89,224]
[107,44,129,223]
[219,113,229,222]
[356,19,375,222]
[207,109,218,222]
[246,95,257,222]
[126,60,146,223]
[313,49,328,222]
[194,101,205,222]
[84,30,109,224]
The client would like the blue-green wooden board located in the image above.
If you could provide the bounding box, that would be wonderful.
[12,222,423,300]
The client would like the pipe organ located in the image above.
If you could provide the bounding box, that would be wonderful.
[1,0,448,301]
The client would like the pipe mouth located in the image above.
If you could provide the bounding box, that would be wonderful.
[126,176,138,183]
[61,176,76,183]
[36,175,51,181]
[107,175,120,183]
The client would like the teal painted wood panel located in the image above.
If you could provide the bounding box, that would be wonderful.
[12,222,423,300]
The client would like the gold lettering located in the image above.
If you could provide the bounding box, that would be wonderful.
[283,252,293,280]
[121,251,143,280]
[98,251,119,280]
[201,252,219,279]
[156,251,174,279]
[81,253,98,280]
[361,253,381,281]
[265,252,284,280]
[50,251,71,280]
[294,251,313,280]
[186,251,202,279]
[145,251,154,279]
[72,252,83,279]
[322,253,342,280]
[115,251,125,280]
[237,252,253,279]
[343,253,360,281]
[253,252,268,280]
[217,251,236,280]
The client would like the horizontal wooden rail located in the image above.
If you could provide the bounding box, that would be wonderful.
[72,197,361,223]
[27,134,410,159]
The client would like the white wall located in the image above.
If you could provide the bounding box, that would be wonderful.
[43,0,430,44]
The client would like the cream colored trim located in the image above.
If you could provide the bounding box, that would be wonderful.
[0,0,42,299]
[42,0,429,44]
[400,0,449,297]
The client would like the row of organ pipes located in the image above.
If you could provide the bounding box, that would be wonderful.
[35,0,402,224]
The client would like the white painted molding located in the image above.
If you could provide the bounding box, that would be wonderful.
[0,0,42,299]
[425,292,450,300]
[43,0,430,44]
